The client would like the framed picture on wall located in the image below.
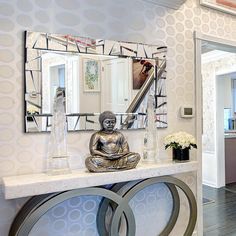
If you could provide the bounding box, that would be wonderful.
[83,59,100,92]
[132,58,155,90]
[200,0,236,16]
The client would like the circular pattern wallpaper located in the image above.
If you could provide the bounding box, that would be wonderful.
[0,0,236,234]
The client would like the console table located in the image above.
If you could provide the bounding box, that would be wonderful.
[2,161,198,236]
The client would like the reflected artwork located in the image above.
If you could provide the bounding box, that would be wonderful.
[133,59,154,90]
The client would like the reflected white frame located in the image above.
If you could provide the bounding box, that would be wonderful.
[200,0,236,16]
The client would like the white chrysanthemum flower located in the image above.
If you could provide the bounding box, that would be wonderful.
[164,131,197,150]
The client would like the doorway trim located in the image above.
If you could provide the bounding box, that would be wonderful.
[195,32,236,236]
[195,31,236,188]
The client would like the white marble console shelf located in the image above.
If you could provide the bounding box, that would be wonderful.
[2,161,198,200]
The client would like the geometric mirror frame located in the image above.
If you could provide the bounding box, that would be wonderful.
[24,31,167,132]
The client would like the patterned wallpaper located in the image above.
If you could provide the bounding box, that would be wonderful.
[0,0,236,235]
[29,183,173,236]
[202,54,236,153]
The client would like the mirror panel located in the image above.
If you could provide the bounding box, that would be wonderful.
[24,31,167,132]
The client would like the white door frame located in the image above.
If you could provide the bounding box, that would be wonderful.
[194,31,203,236]
[195,31,236,188]
[194,32,236,236]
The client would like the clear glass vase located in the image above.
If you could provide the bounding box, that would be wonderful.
[47,88,71,175]
[142,94,160,163]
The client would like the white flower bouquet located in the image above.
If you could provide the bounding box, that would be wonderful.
[164,131,197,150]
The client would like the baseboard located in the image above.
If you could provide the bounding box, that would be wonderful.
[202,180,217,188]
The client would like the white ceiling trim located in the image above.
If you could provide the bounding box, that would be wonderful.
[142,0,187,9]
[201,50,235,63]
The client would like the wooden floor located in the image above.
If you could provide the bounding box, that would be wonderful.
[203,184,236,236]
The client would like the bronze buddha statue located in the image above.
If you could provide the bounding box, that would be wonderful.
[85,111,140,172]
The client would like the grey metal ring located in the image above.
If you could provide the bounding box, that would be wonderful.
[8,187,135,236]
[8,192,61,236]
[110,176,197,236]
[97,180,180,236]
[8,176,197,236]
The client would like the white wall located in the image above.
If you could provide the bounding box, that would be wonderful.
[1,0,236,235]
[215,75,226,188]
[222,76,232,109]
[202,152,217,187]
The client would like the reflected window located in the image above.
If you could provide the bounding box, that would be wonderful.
[50,64,65,112]
[58,66,65,88]
[224,108,231,130]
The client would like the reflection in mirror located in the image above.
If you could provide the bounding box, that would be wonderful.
[24,31,167,132]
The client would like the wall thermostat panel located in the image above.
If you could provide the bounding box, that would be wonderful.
[180,106,194,118]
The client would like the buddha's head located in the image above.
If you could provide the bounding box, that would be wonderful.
[99,111,116,131]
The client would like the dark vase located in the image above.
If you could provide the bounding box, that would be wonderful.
[172,148,189,161]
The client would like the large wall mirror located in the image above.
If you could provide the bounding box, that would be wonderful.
[24,31,167,132]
